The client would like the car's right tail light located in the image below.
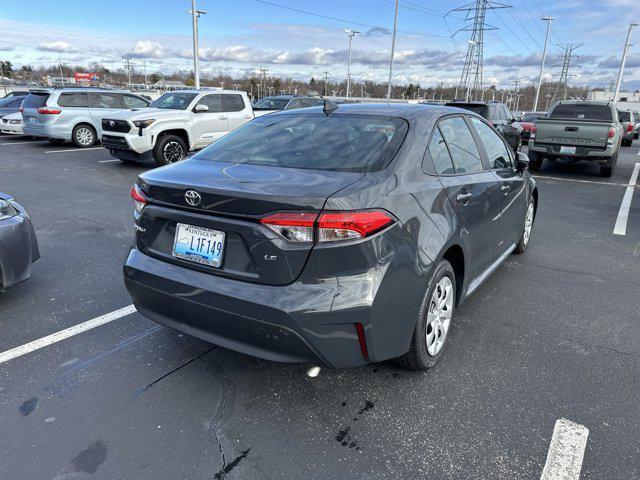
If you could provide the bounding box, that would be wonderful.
[607,127,616,138]
[627,123,634,133]
[261,210,395,243]
[130,184,148,213]
[530,124,537,140]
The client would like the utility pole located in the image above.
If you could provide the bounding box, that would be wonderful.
[124,56,131,87]
[449,0,511,102]
[512,80,520,104]
[533,17,553,112]
[323,69,329,96]
[0,60,6,95]
[613,23,638,103]
[59,57,64,85]
[258,67,268,99]
[387,0,399,100]
[187,0,207,90]
[343,29,360,98]
[550,44,581,104]
[143,59,148,89]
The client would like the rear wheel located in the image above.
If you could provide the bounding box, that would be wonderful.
[528,150,543,171]
[153,134,187,167]
[72,124,96,147]
[514,199,535,253]
[398,260,455,370]
[600,151,618,177]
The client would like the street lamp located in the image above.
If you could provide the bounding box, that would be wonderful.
[187,0,207,90]
[613,23,638,103]
[343,29,360,98]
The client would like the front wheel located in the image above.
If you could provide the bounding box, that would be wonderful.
[153,134,187,167]
[398,260,456,370]
[514,199,535,253]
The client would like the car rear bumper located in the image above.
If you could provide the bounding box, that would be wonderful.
[22,123,71,141]
[528,141,616,161]
[124,248,379,368]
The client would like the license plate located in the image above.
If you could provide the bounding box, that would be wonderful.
[27,117,36,124]
[560,146,576,154]
[172,223,225,267]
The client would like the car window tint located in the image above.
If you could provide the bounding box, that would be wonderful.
[438,117,483,174]
[285,99,301,110]
[58,92,89,107]
[197,94,223,112]
[550,104,613,121]
[221,94,245,112]
[22,93,50,109]
[470,117,512,169]
[89,93,122,108]
[428,127,455,175]
[123,95,148,108]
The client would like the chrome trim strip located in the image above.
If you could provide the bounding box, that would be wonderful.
[466,243,516,297]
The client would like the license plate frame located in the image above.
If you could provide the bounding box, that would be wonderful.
[559,145,577,155]
[172,223,225,268]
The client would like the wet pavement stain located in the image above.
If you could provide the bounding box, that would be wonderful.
[19,397,39,416]
[213,448,251,479]
[334,400,375,450]
[71,439,108,474]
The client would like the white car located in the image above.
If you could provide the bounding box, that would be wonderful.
[0,112,24,135]
[101,89,254,166]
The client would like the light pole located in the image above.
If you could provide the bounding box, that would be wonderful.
[387,0,399,100]
[613,23,638,103]
[533,17,553,112]
[187,0,207,90]
[343,29,360,98]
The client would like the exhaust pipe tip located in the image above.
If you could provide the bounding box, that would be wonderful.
[306,366,321,378]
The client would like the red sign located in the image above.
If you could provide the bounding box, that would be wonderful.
[74,72,99,82]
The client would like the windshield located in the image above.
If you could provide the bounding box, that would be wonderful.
[550,104,613,122]
[253,97,290,110]
[521,113,545,122]
[193,113,409,173]
[150,92,198,110]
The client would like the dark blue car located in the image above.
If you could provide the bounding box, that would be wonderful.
[123,103,537,370]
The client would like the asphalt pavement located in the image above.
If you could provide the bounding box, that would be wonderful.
[0,136,639,479]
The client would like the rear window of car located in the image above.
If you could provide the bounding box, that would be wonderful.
[447,103,489,118]
[618,111,631,122]
[58,92,89,107]
[550,104,613,121]
[521,113,545,122]
[22,93,50,109]
[193,113,409,173]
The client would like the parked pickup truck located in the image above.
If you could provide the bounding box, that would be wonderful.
[527,100,623,177]
[101,89,254,166]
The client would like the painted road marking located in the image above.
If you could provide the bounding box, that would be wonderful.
[613,162,640,235]
[540,418,589,480]
[532,175,627,188]
[0,305,137,365]
[99,159,121,163]
[0,140,49,146]
[45,147,104,154]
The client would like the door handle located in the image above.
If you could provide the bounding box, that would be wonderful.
[456,192,472,203]
[243,115,253,119]
[219,115,228,120]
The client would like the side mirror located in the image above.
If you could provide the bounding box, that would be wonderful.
[507,118,515,125]
[194,104,209,113]
[516,152,529,172]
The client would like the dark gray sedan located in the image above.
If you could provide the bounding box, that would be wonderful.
[123,103,537,370]
[0,193,39,290]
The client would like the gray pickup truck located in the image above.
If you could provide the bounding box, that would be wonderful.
[527,100,623,177]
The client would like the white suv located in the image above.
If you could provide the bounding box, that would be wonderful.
[101,89,254,166]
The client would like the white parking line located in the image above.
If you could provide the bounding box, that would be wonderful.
[532,175,627,187]
[98,159,121,163]
[613,162,640,235]
[45,147,104,154]
[0,305,136,365]
[0,140,49,146]
[540,418,589,480]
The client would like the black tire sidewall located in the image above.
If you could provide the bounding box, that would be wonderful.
[153,135,187,167]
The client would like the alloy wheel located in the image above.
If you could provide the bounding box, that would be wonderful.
[76,127,94,146]
[523,201,534,245]
[426,276,453,356]
[164,141,184,163]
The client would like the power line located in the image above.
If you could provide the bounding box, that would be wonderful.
[493,11,537,55]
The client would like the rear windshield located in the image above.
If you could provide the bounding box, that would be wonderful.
[150,92,198,110]
[521,112,545,122]
[22,93,50,109]
[193,113,409,173]
[618,111,631,122]
[447,103,488,117]
[550,104,613,121]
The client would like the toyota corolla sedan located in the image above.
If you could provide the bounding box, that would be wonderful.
[123,103,537,370]
[0,193,39,290]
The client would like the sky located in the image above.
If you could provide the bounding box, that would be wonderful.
[1,0,639,90]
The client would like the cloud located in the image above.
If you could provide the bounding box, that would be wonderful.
[37,41,73,52]
[0,44,15,51]
[363,27,391,37]
[598,54,640,69]
[128,40,165,59]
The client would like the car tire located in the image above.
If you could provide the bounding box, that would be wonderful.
[514,198,535,254]
[634,132,639,140]
[600,151,617,177]
[72,124,96,148]
[398,260,456,371]
[153,134,187,167]
[528,151,543,171]
[47,138,65,145]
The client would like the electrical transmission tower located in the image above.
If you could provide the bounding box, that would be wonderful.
[448,0,511,101]
[549,44,582,104]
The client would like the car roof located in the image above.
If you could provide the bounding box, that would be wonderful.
[157,89,247,95]
[273,102,479,120]
[28,87,146,95]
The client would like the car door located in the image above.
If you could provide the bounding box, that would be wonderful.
[469,116,527,251]
[222,94,252,131]
[433,116,502,278]
[88,92,125,135]
[192,94,228,148]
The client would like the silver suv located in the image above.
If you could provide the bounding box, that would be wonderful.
[21,88,150,147]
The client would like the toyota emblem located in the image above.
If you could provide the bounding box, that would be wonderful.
[184,190,201,206]
[109,120,115,127]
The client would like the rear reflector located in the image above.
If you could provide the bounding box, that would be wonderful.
[355,323,369,359]
[260,210,394,243]
[37,107,61,115]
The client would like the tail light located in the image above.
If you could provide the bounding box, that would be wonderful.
[19,106,24,113]
[37,107,62,115]
[607,127,616,138]
[130,184,148,213]
[627,123,634,133]
[530,124,537,140]
[260,210,395,243]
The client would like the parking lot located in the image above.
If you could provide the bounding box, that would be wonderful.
[1,137,639,479]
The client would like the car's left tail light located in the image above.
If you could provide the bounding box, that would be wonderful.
[130,184,148,213]
[37,107,61,115]
[261,210,395,243]
[530,124,537,140]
